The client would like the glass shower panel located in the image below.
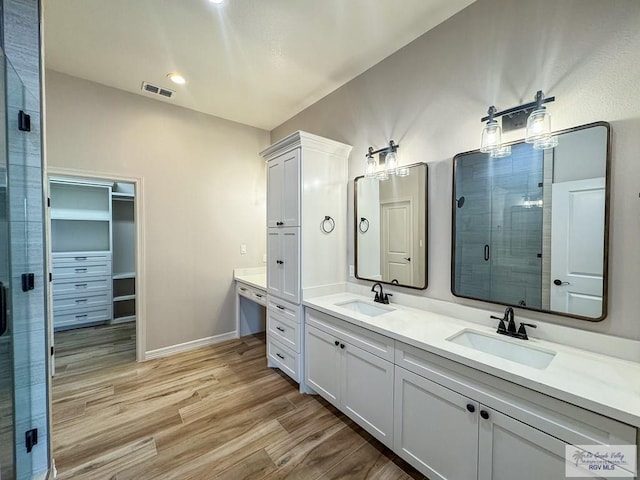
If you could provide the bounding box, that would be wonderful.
[4,53,49,480]
[0,49,15,480]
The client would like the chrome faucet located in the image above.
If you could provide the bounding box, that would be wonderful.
[371,282,392,304]
[491,307,536,340]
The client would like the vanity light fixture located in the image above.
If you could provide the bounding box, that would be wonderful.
[365,140,401,180]
[480,90,557,156]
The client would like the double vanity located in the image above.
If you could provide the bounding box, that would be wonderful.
[303,290,640,480]
[233,125,639,479]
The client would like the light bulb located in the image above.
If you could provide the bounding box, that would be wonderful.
[385,151,398,175]
[364,156,376,178]
[525,107,552,143]
[481,120,501,153]
[167,73,186,85]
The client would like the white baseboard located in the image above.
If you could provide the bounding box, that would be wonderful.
[144,331,237,360]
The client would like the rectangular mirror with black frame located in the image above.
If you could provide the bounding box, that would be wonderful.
[355,162,428,290]
[452,122,610,321]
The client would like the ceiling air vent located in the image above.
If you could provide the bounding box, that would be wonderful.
[141,81,175,99]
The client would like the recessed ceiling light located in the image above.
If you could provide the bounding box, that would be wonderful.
[167,73,186,85]
[209,0,224,4]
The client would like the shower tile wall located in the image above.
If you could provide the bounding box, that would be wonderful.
[2,0,49,478]
[456,145,544,308]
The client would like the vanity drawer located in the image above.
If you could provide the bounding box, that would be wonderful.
[267,310,300,352]
[54,291,111,310]
[53,261,111,280]
[395,341,637,448]
[267,336,299,382]
[236,282,267,306]
[53,276,111,296]
[267,296,301,323]
[54,304,112,330]
[305,308,394,362]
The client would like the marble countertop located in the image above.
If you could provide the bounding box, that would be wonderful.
[234,267,267,290]
[304,292,640,428]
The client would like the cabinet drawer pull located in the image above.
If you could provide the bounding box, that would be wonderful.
[276,353,285,360]
[276,326,285,332]
[74,256,88,261]
[75,268,88,273]
[255,294,263,298]
[466,404,475,413]
[276,305,285,310]
[75,283,88,288]
[75,314,88,319]
[480,410,490,420]
[75,299,88,304]
[239,287,247,292]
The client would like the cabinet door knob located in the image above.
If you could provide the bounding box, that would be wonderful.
[340,343,345,349]
[480,410,490,420]
[466,404,475,413]
[334,340,340,346]
[276,260,284,265]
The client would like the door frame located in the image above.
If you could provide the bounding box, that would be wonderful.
[45,166,146,363]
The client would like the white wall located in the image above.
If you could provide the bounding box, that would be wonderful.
[272,0,640,340]
[45,70,270,351]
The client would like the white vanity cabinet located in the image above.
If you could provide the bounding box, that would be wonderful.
[266,227,300,304]
[261,132,352,387]
[394,342,637,480]
[305,308,395,448]
[266,148,300,228]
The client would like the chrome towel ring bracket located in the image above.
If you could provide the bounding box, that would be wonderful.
[321,215,335,234]
[358,217,369,234]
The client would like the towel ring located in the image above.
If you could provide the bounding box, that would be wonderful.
[358,217,369,234]
[321,215,335,234]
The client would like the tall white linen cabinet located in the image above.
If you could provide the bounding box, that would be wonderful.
[261,131,352,391]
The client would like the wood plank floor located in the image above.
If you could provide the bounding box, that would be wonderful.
[52,324,426,480]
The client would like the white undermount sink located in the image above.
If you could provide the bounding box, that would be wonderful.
[335,300,394,317]
[447,329,556,369]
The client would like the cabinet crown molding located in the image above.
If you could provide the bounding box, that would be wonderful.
[261,130,352,160]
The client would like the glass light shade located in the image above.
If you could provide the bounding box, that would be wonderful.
[533,135,558,150]
[489,145,512,158]
[396,166,410,177]
[480,120,501,153]
[525,108,552,143]
[385,151,398,175]
[364,156,376,178]
[375,156,389,180]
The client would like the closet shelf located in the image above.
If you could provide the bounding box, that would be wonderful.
[113,294,136,302]
[51,212,111,221]
[113,272,136,280]
[112,314,136,324]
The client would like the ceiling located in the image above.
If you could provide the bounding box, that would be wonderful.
[43,0,475,131]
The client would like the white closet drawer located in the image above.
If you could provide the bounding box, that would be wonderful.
[53,292,111,310]
[267,310,300,352]
[267,296,301,323]
[53,276,111,296]
[236,283,267,306]
[54,305,112,330]
[267,336,299,382]
[52,252,111,265]
[53,261,111,280]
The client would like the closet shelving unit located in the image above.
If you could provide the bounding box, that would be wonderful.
[50,178,114,330]
[111,182,136,324]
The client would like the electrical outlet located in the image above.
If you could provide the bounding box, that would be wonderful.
[349,265,355,277]
[240,244,247,255]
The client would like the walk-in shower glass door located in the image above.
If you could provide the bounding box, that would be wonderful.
[0,49,15,480]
